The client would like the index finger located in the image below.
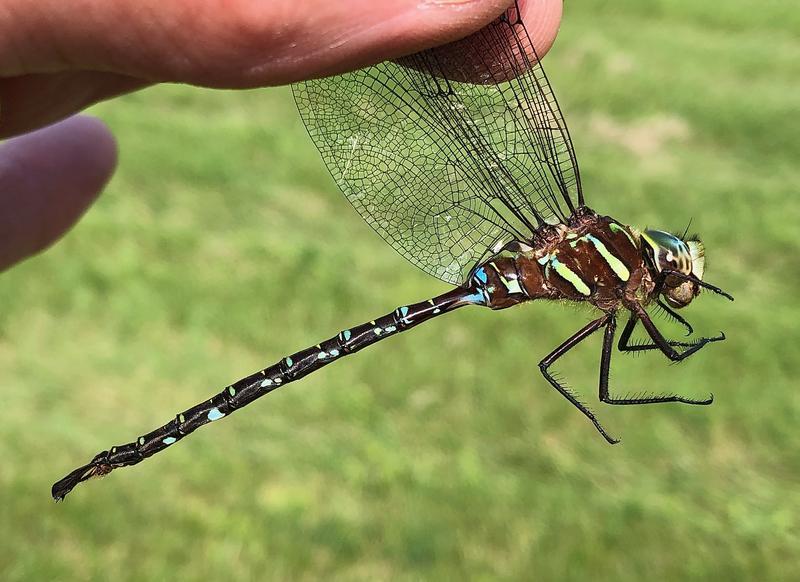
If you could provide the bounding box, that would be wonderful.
[0,0,560,87]
[0,1,562,137]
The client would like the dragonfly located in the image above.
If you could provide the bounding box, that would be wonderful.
[53,1,733,501]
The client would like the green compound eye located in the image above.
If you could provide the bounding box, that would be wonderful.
[642,229,694,275]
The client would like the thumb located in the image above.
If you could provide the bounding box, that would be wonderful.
[0,115,117,271]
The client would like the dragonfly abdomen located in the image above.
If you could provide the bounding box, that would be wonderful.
[52,286,485,500]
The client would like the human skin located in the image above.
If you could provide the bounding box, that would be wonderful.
[0,0,561,271]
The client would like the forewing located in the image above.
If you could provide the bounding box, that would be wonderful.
[293,3,582,285]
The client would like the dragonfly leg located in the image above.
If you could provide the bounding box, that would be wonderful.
[656,299,694,336]
[633,304,725,364]
[618,312,704,354]
[601,313,713,406]
[538,313,619,444]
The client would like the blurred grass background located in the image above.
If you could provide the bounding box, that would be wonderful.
[1,0,798,579]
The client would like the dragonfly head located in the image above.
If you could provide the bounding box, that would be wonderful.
[641,229,705,308]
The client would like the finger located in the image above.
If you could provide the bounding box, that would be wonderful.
[0,71,147,138]
[405,0,563,83]
[0,115,117,271]
[0,0,562,137]
[0,0,511,84]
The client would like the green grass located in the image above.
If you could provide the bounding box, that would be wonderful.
[1,1,798,579]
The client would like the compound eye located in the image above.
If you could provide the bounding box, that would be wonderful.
[660,250,678,271]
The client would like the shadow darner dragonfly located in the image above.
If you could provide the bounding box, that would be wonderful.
[53,2,733,501]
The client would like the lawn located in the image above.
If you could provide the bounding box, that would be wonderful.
[1,1,798,579]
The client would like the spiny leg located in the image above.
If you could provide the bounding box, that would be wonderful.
[601,313,713,406]
[633,304,725,364]
[538,314,619,444]
[618,312,709,354]
[631,269,727,361]
[655,299,694,336]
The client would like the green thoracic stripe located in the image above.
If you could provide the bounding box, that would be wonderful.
[488,261,525,295]
[609,222,637,247]
[550,256,591,296]
[585,234,630,281]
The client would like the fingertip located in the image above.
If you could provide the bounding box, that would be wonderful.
[0,115,117,270]
[518,0,563,56]
[60,115,119,187]
[399,0,563,84]
[206,0,562,86]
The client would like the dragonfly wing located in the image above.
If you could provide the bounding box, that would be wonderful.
[293,2,582,285]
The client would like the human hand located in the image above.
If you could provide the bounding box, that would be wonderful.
[0,0,561,271]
